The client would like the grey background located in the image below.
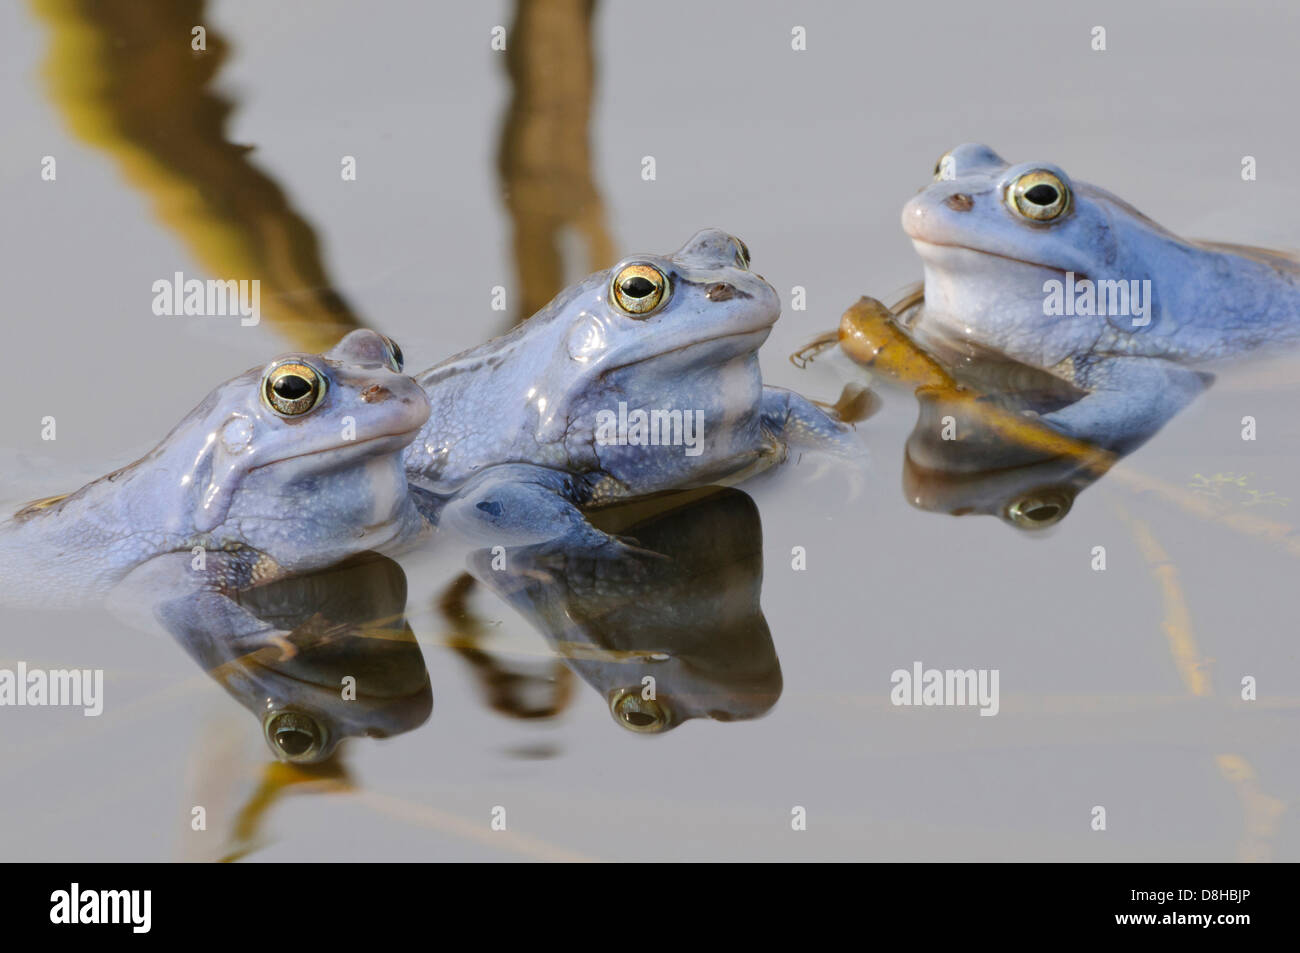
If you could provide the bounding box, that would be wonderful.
[1,0,1297,860]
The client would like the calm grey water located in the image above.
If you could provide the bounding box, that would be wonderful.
[1,0,1298,861]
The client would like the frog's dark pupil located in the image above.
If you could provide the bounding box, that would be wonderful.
[621,276,655,298]
[274,375,312,399]
[623,711,656,727]
[1024,184,1059,206]
[1024,503,1059,521]
[275,727,314,756]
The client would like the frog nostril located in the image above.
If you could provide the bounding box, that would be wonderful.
[944,193,975,212]
[706,282,751,302]
[360,383,391,403]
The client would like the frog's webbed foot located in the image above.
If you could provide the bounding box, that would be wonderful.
[760,385,869,499]
[761,385,867,460]
[812,382,880,424]
[1040,357,1212,451]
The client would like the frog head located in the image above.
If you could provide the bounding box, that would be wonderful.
[558,228,776,370]
[526,228,780,447]
[172,329,430,568]
[901,144,1174,369]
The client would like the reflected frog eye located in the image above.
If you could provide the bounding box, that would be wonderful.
[933,151,954,181]
[263,710,327,762]
[1006,170,1071,222]
[1004,487,1074,529]
[381,335,404,371]
[262,361,326,417]
[611,263,669,317]
[609,687,670,733]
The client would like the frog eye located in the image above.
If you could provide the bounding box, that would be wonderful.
[263,709,328,762]
[609,687,670,733]
[611,263,669,317]
[933,151,955,181]
[381,335,404,372]
[262,360,327,417]
[1006,170,1071,222]
[733,237,751,269]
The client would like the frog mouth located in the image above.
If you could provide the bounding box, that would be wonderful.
[603,327,773,373]
[696,327,773,347]
[656,326,774,360]
[248,427,423,473]
[910,239,1088,283]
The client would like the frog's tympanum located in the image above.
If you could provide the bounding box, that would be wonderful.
[406,230,860,553]
[469,486,781,734]
[147,551,432,763]
[0,330,430,607]
[903,144,1300,448]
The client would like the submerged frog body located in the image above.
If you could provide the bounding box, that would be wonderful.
[405,229,858,550]
[142,550,431,763]
[902,144,1300,447]
[0,330,429,607]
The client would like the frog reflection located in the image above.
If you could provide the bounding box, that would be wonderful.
[143,551,432,762]
[903,387,1118,531]
[461,487,780,733]
[800,295,1140,530]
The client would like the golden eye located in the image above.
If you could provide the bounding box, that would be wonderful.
[933,151,954,181]
[1006,170,1071,222]
[611,263,668,317]
[262,360,326,416]
[381,335,404,371]
[609,688,670,733]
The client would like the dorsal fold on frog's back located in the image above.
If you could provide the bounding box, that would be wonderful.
[1194,240,1300,270]
[12,492,73,521]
